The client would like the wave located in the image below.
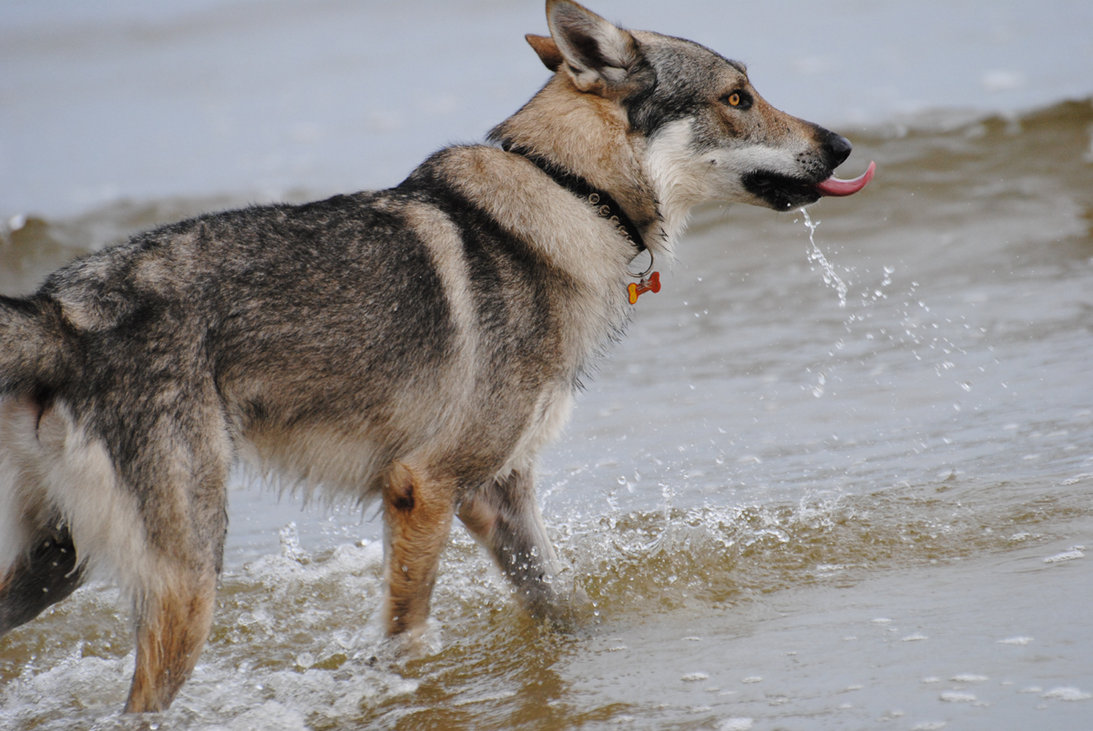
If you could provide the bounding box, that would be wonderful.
[4,467,1089,729]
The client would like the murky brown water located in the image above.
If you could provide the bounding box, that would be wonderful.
[3,2,1093,729]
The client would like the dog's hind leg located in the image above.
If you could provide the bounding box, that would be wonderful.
[123,516,225,713]
[457,469,564,622]
[0,519,86,635]
[0,396,87,635]
[122,449,230,713]
[381,461,455,639]
[124,564,220,712]
[110,402,232,712]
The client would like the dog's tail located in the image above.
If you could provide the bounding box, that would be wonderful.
[0,295,67,395]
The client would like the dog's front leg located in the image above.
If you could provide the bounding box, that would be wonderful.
[457,469,566,623]
[381,461,455,639]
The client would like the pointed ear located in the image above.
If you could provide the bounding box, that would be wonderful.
[526,34,564,72]
[545,0,642,93]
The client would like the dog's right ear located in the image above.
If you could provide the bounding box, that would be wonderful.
[526,34,564,72]
[544,0,643,95]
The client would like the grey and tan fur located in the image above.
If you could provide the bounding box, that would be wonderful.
[0,0,871,712]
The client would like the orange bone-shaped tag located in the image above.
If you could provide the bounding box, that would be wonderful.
[627,271,661,305]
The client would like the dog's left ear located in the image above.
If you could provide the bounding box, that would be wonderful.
[543,0,643,95]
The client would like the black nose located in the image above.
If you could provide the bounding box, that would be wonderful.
[826,133,853,166]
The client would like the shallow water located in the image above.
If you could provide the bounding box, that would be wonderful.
[3,2,1093,729]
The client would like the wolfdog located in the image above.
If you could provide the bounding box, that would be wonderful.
[0,0,873,712]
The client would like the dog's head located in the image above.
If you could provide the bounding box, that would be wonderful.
[527,0,872,228]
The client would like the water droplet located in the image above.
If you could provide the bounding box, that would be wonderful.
[800,208,848,307]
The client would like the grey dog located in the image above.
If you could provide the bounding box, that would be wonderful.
[0,0,873,712]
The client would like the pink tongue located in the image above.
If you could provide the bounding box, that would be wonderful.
[816,161,876,197]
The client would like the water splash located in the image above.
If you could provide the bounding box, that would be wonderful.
[801,208,848,308]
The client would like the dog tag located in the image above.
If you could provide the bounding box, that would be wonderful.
[627,271,661,304]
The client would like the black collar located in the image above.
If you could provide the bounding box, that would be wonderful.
[503,144,646,253]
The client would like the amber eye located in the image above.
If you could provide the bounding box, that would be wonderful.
[722,90,752,110]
